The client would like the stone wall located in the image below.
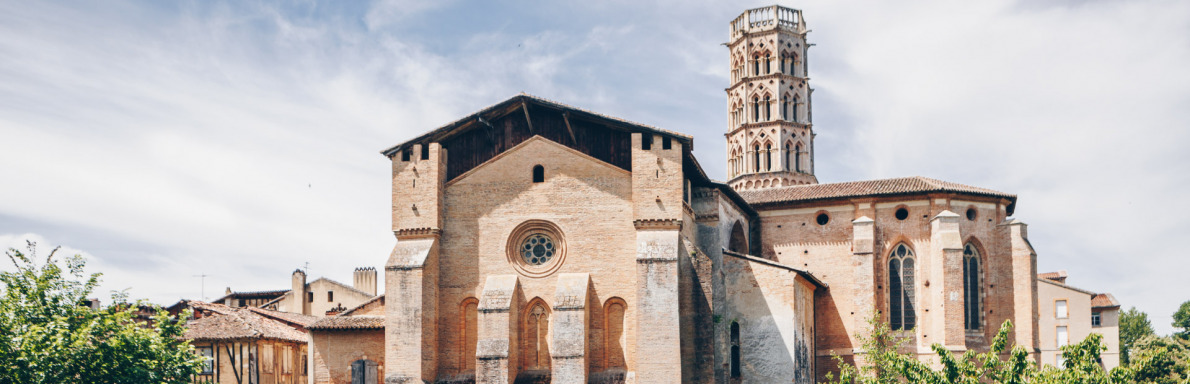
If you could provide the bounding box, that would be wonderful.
[310,330,385,384]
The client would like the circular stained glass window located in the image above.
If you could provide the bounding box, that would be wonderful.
[521,234,555,265]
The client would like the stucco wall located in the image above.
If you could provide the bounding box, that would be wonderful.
[310,330,385,384]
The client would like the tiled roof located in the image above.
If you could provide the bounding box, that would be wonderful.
[307,315,385,330]
[340,294,384,316]
[1039,271,1068,283]
[246,307,318,328]
[211,289,290,305]
[183,301,307,343]
[1092,293,1120,309]
[738,176,1016,207]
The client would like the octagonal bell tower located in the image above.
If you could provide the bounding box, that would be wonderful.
[725,6,817,190]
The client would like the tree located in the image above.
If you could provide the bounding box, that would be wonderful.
[1121,335,1190,384]
[0,241,203,383]
[1174,301,1190,340]
[1121,307,1156,364]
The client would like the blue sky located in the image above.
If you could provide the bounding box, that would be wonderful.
[1,0,1188,334]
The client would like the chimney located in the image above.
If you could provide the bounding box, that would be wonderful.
[354,267,377,296]
[291,269,307,314]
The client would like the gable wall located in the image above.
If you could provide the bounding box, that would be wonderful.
[438,137,638,377]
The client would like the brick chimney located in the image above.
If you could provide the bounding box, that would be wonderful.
[353,267,377,296]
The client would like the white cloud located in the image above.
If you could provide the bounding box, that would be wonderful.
[0,0,1186,334]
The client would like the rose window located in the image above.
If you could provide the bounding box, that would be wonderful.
[521,234,555,265]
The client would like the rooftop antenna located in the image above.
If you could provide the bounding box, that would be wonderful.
[303,261,310,275]
[192,273,210,301]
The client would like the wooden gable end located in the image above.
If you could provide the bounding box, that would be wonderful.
[443,105,632,181]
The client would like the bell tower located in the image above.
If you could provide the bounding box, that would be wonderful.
[725,6,817,190]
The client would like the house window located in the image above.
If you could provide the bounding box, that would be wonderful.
[302,354,308,375]
[888,243,917,331]
[532,165,544,183]
[1057,326,1069,347]
[1056,353,1066,367]
[327,291,334,302]
[420,145,429,160]
[1056,300,1068,319]
[307,292,313,302]
[282,345,293,374]
[730,322,741,378]
[963,243,981,330]
[197,346,214,374]
[642,134,652,150]
[662,136,672,150]
[1092,312,1102,327]
[238,299,245,307]
[400,149,410,162]
[262,344,274,373]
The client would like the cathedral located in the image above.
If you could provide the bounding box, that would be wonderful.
[300,5,1117,384]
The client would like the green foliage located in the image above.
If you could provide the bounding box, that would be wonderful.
[1120,335,1190,384]
[0,241,203,384]
[1174,301,1190,340]
[823,312,1139,384]
[1121,307,1156,364]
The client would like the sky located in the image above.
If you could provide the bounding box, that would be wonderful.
[0,0,1187,334]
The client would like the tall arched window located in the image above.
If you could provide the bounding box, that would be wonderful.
[784,143,792,171]
[752,56,760,76]
[765,143,772,171]
[964,243,981,330]
[728,221,747,253]
[792,53,800,76]
[762,95,771,121]
[888,243,917,331]
[604,299,626,370]
[792,96,800,123]
[730,322,741,378]
[794,144,802,172]
[752,97,760,122]
[764,53,771,74]
[782,96,791,121]
[523,301,550,371]
[752,145,761,173]
[461,298,479,372]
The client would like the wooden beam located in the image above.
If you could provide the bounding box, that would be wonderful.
[477,116,496,144]
[561,112,578,144]
[521,100,535,133]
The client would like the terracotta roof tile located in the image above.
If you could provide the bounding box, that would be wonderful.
[246,307,318,328]
[307,316,385,330]
[183,301,307,343]
[340,294,384,316]
[738,176,1016,207]
[1039,270,1068,283]
[1092,293,1120,309]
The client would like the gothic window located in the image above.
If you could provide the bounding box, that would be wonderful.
[753,145,760,173]
[792,96,800,123]
[752,56,760,76]
[604,299,626,370]
[524,302,551,370]
[888,243,917,331]
[532,165,544,183]
[765,143,772,171]
[963,243,981,330]
[782,96,791,121]
[784,143,792,171]
[763,95,771,121]
[764,53,772,74]
[794,144,802,172]
[461,299,479,372]
[792,52,800,76]
[752,97,760,122]
[730,322,741,378]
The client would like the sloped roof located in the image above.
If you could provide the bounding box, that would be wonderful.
[246,307,318,328]
[737,176,1016,209]
[340,294,384,316]
[307,316,385,331]
[722,249,827,289]
[380,93,691,158]
[1091,293,1120,309]
[1039,271,1068,283]
[184,301,307,343]
[211,289,290,305]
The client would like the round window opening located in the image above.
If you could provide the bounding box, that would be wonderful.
[816,212,830,226]
[966,207,977,221]
[506,220,567,278]
[521,234,555,265]
[895,207,909,221]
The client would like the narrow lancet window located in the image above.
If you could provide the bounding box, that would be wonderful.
[888,243,916,331]
[963,243,981,330]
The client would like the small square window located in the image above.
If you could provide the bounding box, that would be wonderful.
[327,291,334,302]
[1092,312,1102,327]
[401,149,410,162]
[641,134,652,150]
[662,136,672,150]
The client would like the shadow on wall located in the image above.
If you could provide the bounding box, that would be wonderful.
[725,257,813,384]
